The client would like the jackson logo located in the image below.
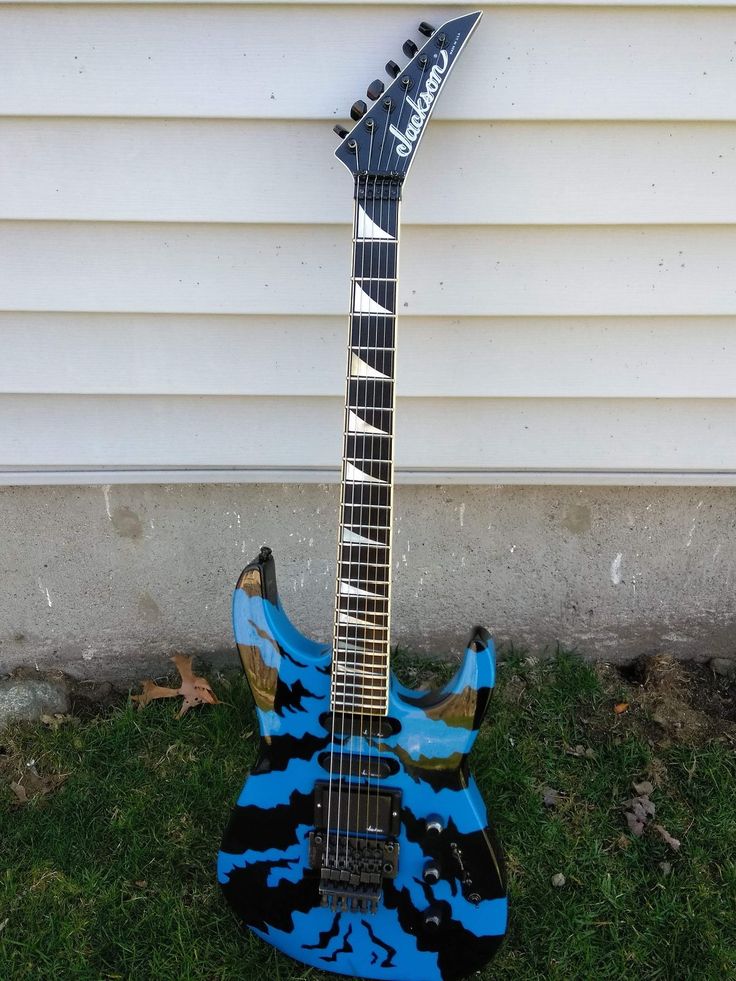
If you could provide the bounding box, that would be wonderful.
[389,50,449,158]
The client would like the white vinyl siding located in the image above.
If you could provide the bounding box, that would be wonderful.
[1,2,736,484]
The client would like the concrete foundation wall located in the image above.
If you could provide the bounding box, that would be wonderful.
[0,484,734,680]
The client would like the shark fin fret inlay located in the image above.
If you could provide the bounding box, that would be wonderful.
[347,409,388,436]
[356,205,395,241]
[350,352,389,379]
[353,283,393,317]
[343,461,387,485]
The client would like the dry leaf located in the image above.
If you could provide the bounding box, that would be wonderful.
[614,702,630,714]
[565,744,595,759]
[10,763,69,804]
[132,654,219,718]
[40,713,78,730]
[659,861,672,876]
[625,810,647,836]
[654,824,681,851]
[633,780,654,796]
[10,781,27,804]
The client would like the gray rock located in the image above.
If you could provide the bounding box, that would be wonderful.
[0,678,69,728]
[710,657,736,679]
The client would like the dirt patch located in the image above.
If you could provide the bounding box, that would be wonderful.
[69,679,128,719]
[601,654,736,746]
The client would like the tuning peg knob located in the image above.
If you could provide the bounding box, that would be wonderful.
[367,79,385,101]
[418,21,436,37]
[402,39,418,58]
[350,100,367,121]
[333,124,349,139]
[385,60,401,79]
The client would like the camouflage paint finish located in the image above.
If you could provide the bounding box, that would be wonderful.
[218,553,507,981]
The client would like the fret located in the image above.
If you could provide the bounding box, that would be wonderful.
[351,277,398,283]
[334,621,390,632]
[337,623,386,646]
[342,483,391,507]
[331,688,390,699]
[336,601,389,617]
[348,382,393,412]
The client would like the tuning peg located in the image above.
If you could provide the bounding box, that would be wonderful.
[333,124,349,139]
[367,79,384,101]
[402,39,418,58]
[350,100,367,121]
[418,21,436,37]
[385,60,401,79]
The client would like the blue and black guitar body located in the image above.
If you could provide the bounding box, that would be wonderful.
[218,549,508,981]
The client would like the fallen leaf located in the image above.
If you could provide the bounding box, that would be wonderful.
[654,824,681,851]
[10,781,27,804]
[614,702,630,714]
[132,654,219,719]
[625,810,646,836]
[10,764,69,804]
[551,873,566,888]
[633,780,654,796]
[625,796,656,820]
[565,744,594,758]
[40,713,78,730]
[659,861,672,876]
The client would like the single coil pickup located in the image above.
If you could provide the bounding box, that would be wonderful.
[320,712,400,739]
[313,781,402,837]
[318,752,398,780]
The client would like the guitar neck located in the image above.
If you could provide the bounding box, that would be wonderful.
[332,175,402,716]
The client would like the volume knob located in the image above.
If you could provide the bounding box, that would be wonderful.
[423,861,441,884]
[423,904,444,930]
[425,816,444,836]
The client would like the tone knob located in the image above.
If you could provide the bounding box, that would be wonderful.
[333,124,349,139]
[402,39,418,58]
[367,79,385,101]
[423,905,444,929]
[385,60,401,79]
[418,21,436,37]
[350,100,367,120]
[425,816,444,836]
[423,861,441,884]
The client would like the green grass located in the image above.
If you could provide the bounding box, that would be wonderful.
[1,652,735,980]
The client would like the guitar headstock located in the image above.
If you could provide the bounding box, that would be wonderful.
[334,11,482,181]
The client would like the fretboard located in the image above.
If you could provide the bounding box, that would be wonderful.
[332,175,402,716]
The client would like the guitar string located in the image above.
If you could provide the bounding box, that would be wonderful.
[326,141,363,878]
[349,164,372,871]
[368,73,413,858]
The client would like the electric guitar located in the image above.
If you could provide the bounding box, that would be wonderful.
[218,12,508,979]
